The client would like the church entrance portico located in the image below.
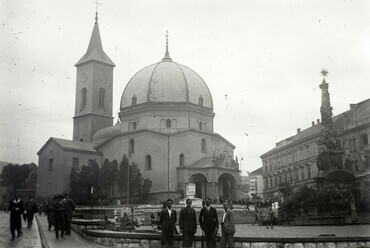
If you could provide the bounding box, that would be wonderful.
[218,173,236,200]
[189,173,208,198]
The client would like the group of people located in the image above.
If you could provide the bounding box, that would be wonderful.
[44,194,76,239]
[252,207,275,229]
[159,198,235,248]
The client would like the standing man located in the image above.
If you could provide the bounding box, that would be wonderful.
[25,196,38,228]
[64,194,76,235]
[8,195,24,240]
[159,199,177,248]
[221,201,235,248]
[179,198,197,248]
[199,198,219,248]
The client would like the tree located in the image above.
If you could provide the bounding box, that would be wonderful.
[100,159,111,199]
[109,160,118,199]
[0,163,36,192]
[117,155,129,198]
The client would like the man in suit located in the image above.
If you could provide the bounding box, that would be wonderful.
[221,200,235,248]
[159,199,177,248]
[179,198,197,248]
[8,195,24,240]
[199,198,219,248]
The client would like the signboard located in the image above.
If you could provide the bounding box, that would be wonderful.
[185,183,196,198]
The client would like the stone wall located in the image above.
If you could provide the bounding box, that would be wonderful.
[71,225,370,248]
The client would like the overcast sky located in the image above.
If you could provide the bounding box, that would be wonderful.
[1,0,369,174]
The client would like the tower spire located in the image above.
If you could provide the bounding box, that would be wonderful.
[94,0,101,23]
[162,30,172,62]
[319,68,333,128]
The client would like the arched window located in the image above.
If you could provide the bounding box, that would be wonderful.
[99,88,105,108]
[166,119,171,128]
[132,95,137,105]
[199,96,204,106]
[201,139,206,153]
[81,88,87,109]
[79,137,84,142]
[132,122,137,130]
[199,122,203,130]
[129,139,135,154]
[145,155,151,170]
[180,154,185,166]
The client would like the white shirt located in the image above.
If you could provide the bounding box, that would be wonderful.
[167,208,172,218]
[222,210,227,223]
[206,206,210,212]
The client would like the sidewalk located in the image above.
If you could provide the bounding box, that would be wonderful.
[36,214,107,248]
[0,212,42,248]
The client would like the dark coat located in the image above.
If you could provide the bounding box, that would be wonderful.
[179,207,197,232]
[9,199,24,219]
[199,206,219,231]
[159,208,177,231]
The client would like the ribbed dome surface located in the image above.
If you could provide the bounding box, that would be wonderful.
[120,60,213,109]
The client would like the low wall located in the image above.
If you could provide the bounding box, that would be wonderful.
[71,225,370,248]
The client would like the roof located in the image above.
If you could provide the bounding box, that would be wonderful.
[37,137,99,155]
[75,20,115,67]
[249,167,263,175]
[260,98,370,158]
[120,59,213,109]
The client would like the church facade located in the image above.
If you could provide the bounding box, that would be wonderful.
[36,15,241,203]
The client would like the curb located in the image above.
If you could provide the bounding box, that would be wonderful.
[35,215,50,248]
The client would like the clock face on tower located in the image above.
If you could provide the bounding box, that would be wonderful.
[81,72,88,82]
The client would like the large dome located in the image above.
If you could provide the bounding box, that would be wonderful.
[120,59,213,109]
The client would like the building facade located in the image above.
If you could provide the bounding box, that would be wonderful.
[260,87,370,200]
[36,15,241,202]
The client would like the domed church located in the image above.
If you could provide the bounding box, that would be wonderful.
[36,14,241,203]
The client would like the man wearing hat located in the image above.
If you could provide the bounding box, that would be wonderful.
[63,194,76,235]
[8,195,24,240]
[179,198,197,248]
[159,199,177,248]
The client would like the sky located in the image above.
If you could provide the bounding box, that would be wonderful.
[0,0,369,174]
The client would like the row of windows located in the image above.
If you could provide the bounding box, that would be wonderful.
[343,134,368,152]
[128,138,207,154]
[80,88,106,110]
[263,144,318,172]
[264,165,312,189]
[132,95,206,107]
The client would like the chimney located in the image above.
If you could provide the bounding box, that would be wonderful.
[297,128,301,134]
[317,119,320,124]
[312,121,315,126]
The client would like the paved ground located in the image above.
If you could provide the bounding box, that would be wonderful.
[1,212,369,248]
[0,212,41,248]
[36,214,107,248]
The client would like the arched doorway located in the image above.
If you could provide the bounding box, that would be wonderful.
[218,173,236,200]
[189,173,208,198]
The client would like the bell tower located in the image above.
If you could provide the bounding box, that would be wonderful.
[73,13,115,142]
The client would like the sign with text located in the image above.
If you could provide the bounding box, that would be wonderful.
[185,183,196,197]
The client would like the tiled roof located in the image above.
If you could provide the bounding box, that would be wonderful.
[52,138,98,153]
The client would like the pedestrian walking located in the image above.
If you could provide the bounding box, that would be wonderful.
[220,201,235,248]
[54,194,66,239]
[47,196,57,231]
[252,209,262,226]
[266,207,274,229]
[179,198,197,248]
[159,198,177,248]
[245,200,250,211]
[8,195,24,240]
[25,196,38,228]
[63,194,76,235]
[199,198,219,248]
